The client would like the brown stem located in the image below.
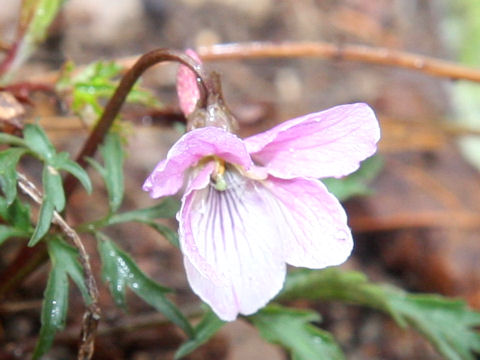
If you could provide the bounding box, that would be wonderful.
[17,172,100,360]
[197,41,480,83]
[64,48,211,197]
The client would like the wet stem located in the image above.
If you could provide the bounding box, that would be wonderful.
[2,48,213,359]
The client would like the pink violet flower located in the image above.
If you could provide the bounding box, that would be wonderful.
[143,52,381,321]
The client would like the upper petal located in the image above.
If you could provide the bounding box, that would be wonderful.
[143,127,253,198]
[264,176,353,268]
[176,49,202,116]
[244,103,380,179]
[179,169,286,321]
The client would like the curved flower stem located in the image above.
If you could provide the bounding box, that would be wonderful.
[197,41,480,83]
[64,48,212,197]
[17,172,100,360]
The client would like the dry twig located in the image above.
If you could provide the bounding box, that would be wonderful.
[198,41,480,83]
[16,172,100,360]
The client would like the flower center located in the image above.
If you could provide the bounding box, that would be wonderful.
[208,157,228,191]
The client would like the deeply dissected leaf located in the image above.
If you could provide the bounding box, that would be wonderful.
[100,133,124,213]
[323,155,383,201]
[42,165,65,212]
[388,293,480,360]
[32,252,68,359]
[0,225,30,245]
[142,221,180,248]
[105,197,181,247]
[0,148,27,204]
[0,196,32,230]
[251,305,345,360]
[32,236,89,359]
[56,60,162,121]
[52,152,92,194]
[175,307,225,359]
[280,268,399,321]
[48,237,89,301]
[0,196,36,245]
[280,268,480,360]
[0,133,27,147]
[29,198,54,246]
[23,123,56,161]
[97,233,194,337]
[108,197,180,223]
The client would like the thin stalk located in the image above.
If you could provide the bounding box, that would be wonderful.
[64,48,212,197]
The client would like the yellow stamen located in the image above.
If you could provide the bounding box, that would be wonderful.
[212,158,227,191]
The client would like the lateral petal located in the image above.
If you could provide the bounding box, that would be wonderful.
[143,127,253,198]
[179,170,286,321]
[264,176,353,268]
[244,103,380,179]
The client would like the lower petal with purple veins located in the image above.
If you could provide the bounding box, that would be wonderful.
[179,170,286,321]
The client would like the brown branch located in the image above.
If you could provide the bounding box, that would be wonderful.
[16,172,100,360]
[197,41,480,82]
[63,48,212,197]
[29,41,480,87]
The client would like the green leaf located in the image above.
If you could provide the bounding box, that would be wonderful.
[0,196,32,230]
[23,124,56,162]
[0,148,27,204]
[100,133,124,213]
[0,225,30,245]
[323,155,383,201]
[32,236,89,359]
[105,198,181,247]
[42,165,65,212]
[32,251,69,359]
[0,197,33,244]
[47,236,89,301]
[97,233,194,337]
[0,133,27,147]
[52,152,92,194]
[108,197,180,223]
[280,268,480,359]
[29,199,54,246]
[143,221,180,248]
[251,305,345,360]
[175,307,225,359]
[56,60,162,121]
[387,293,480,360]
[280,268,401,322]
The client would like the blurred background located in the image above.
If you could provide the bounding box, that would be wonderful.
[0,0,479,359]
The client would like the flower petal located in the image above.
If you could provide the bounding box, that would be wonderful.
[244,103,380,179]
[179,169,286,321]
[264,176,353,268]
[143,127,253,198]
[176,49,202,116]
